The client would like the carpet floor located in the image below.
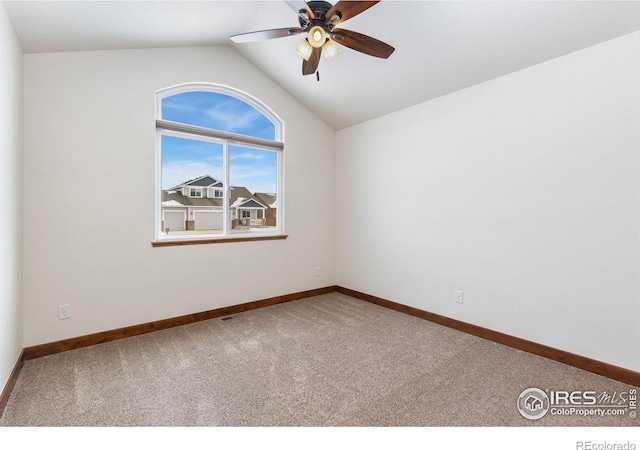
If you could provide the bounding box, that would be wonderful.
[0,292,637,426]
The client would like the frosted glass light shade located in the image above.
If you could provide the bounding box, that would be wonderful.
[295,39,313,61]
[323,40,340,61]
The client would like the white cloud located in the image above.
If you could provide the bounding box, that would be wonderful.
[162,160,222,189]
[230,165,276,193]
[230,152,266,161]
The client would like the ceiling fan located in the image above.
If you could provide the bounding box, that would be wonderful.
[230,1,395,76]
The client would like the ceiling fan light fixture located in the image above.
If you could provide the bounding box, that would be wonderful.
[323,39,340,61]
[308,25,326,48]
[295,39,313,61]
[231,1,394,76]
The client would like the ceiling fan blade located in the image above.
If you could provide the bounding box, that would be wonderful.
[325,1,379,24]
[230,27,302,44]
[302,47,321,75]
[284,1,315,20]
[330,28,394,58]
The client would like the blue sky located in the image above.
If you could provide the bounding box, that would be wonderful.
[161,91,277,193]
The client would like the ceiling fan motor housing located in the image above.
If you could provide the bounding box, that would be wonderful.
[299,1,340,32]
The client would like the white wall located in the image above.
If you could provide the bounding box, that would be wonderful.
[336,31,640,372]
[23,46,335,346]
[0,2,23,391]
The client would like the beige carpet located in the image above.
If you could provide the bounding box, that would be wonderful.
[0,292,637,426]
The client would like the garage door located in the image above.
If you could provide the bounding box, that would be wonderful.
[194,211,222,231]
[163,211,185,232]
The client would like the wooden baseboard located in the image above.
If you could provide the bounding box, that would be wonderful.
[0,350,25,418]
[24,286,336,360]
[335,286,640,388]
[17,284,640,390]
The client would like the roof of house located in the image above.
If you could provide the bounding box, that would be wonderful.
[254,193,277,209]
[162,190,222,208]
[168,174,222,190]
[229,186,253,201]
[162,182,270,209]
[229,186,268,209]
[236,199,267,209]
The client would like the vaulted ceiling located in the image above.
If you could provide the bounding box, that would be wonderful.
[5,0,640,129]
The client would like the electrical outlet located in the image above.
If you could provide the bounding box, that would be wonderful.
[455,291,464,304]
[315,266,321,277]
[58,304,71,320]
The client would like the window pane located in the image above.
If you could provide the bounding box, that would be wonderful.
[161,134,224,236]
[161,91,276,141]
[229,145,278,234]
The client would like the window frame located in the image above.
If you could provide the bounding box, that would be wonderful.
[154,83,285,245]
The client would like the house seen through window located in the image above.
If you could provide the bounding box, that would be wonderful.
[155,84,283,241]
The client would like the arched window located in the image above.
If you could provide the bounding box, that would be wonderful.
[155,84,284,244]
